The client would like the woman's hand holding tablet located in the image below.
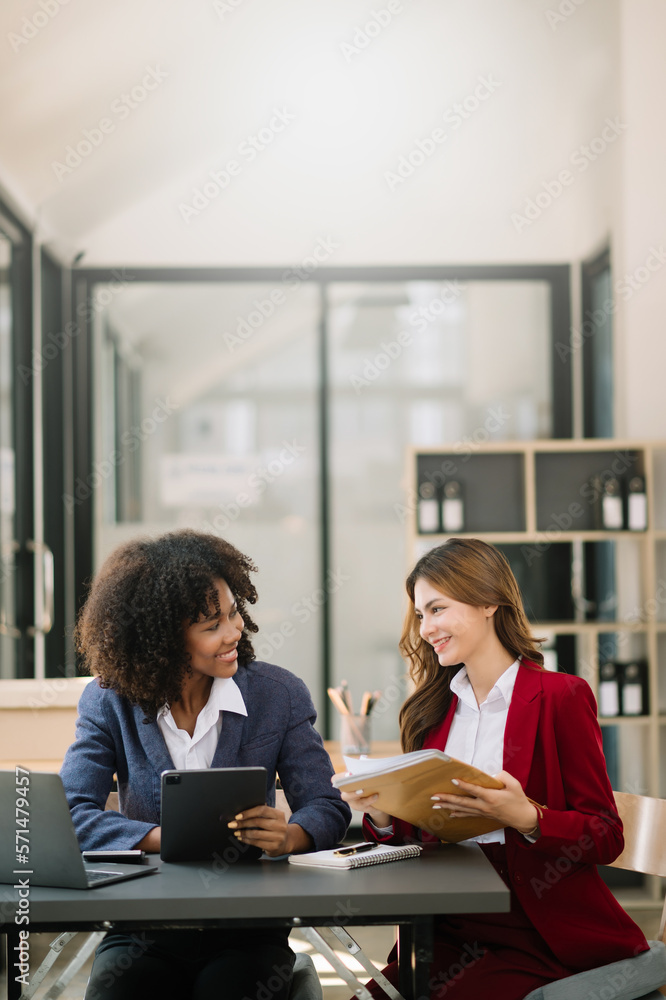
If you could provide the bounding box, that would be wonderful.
[228,805,313,856]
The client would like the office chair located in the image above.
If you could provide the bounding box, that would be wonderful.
[523,791,666,1000]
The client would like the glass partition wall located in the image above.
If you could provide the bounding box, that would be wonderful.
[87,268,566,736]
[328,280,552,734]
[94,281,322,700]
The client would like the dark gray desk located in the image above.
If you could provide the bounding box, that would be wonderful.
[2,844,509,1000]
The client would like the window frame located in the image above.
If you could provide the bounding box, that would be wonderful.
[72,263,571,730]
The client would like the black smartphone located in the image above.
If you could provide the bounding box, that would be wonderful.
[82,850,146,865]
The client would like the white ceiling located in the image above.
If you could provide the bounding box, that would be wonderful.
[0,0,620,265]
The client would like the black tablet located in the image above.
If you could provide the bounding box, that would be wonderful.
[160,767,268,863]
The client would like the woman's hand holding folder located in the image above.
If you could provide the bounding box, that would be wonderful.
[337,784,391,829]
[432,769,540,837]
[331,749,547,842]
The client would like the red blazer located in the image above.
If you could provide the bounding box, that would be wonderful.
[364,662,648,971]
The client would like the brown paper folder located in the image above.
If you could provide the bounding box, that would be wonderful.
[332,750,506,843]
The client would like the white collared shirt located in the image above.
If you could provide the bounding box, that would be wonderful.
[445,659,520,845]
[157,675,248,771]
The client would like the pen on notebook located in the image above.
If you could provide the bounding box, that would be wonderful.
[333,842,378,857]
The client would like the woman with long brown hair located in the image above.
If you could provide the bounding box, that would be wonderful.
[341,538,647,999]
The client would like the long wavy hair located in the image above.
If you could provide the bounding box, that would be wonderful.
[75,529,259,716]
[399,538,544,753]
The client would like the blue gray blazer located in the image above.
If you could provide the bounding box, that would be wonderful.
[60,661,351,851]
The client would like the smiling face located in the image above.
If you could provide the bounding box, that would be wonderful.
[413,577,497,669]
[183,578,245,683]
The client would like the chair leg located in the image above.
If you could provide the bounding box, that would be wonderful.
[43,932,105,999]
[21,933,78,1000]
[328,926,405,1000]
[299,928,376,1000]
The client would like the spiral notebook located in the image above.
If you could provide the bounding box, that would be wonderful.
[288,843,422,870]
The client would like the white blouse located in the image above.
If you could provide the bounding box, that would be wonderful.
[157,675,247,771]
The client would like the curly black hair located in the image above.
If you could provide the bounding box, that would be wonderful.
[75,529,258,715]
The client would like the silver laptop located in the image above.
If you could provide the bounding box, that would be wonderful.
[0,771,159,889]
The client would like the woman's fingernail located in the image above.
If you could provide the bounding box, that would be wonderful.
[233,831,242,839]
[228,821,238,829]
[235,813,243,820]
[430,796,441,801]
[451,779,459,786]
[432,804,443,810]
[355,789,364,796]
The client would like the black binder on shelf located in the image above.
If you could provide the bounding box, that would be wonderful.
[621,661,649,716]
[417,480,440,534]
[626,476,647,531]
[599,661,621,717]
[598,660,649,718]
[590,474,624,531]
[497,543,575,623]
[441,480,465,533]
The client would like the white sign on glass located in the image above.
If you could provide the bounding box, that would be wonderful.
[160,454,260,507]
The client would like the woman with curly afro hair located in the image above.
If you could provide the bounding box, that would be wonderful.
[60,528,350,1000]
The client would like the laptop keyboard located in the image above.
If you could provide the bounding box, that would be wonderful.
[85,869,118,883]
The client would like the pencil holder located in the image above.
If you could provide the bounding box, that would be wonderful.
[340,714,371,756]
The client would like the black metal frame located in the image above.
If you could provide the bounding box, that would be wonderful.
[70,264,571,728]
[0,203,34,678]
[41,249,67,676]
[581,246,612,438]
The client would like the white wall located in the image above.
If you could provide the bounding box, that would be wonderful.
[0,0,620,268]
[1,0,663,439]
[614,0,666,439]
[79,0,621,267]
